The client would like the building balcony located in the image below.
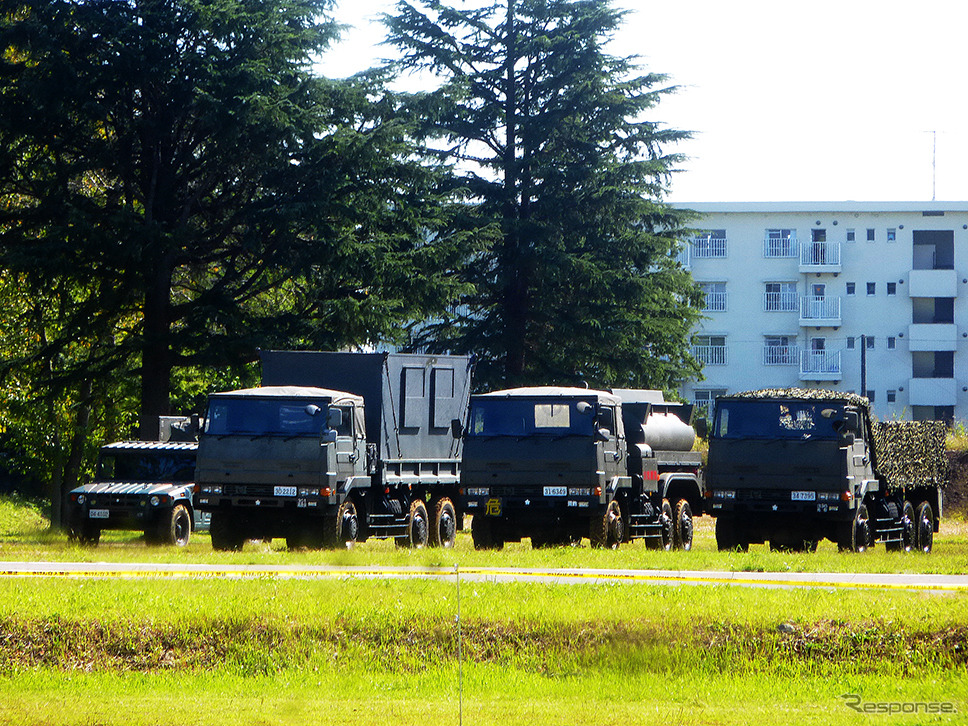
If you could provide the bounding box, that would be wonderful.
[908,269,958,297]
[763,292,798,312]
[907,324,959,352]
[690,236,728,259]
[692,345,728,366]
[800,350,842,382]
[676,244,691,269]
[799,242,841,273]
[799,296,841,327]
[907,377,958,406]
[763,345,800,366]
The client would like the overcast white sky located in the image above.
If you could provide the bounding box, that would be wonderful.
[317,0,968,204]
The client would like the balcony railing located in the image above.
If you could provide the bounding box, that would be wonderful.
[800,295,841,323]
[702,291,728,312]
[692,345,728,366]
[800,350,842,379]
[691,236,728,259]
[799,241,841,269]
[676,244,691,269]
[763,291,798,312]
[763,345,800,366]
[763,236,798,258]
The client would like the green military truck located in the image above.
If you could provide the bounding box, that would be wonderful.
[460,387,703,550]
[194,351,473,550]
[706,389,947,552]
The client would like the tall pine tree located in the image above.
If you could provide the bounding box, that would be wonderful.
[386,0,702,390]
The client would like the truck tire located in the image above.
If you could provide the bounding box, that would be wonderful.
[430,497,457,548]
[471,515,503,550]
[840,503,871,553]
[76,523,101,547]
[715,517,748,552]
[155,503,192,547]
[914,501,934,553]
[672,499,693,551]
[209,511,245,551]
[900,500,916,552]
[659,498,674,551]
[404,500,429,548]
[589,500,623,549]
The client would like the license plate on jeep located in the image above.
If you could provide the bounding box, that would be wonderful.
[89,509,110,519]
[273,486,297,497]
[791,491,816,501]
[543,486,567,497]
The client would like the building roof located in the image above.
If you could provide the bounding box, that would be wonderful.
[673,201,968,214]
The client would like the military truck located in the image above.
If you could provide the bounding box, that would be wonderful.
[706,389,947,552]
[460,387,704,550]
[194,351,473,550]
[67,426,199,547]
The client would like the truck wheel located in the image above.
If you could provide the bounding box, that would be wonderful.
[899,500,916,552]
[78,523,101,547]
[914,501,934,553]
[471,515,503,550]
[672,499,693,551]
[337,500,360,547]
[590,500,623,549]
[209,511,244,551]
[430,498,457,548]
[715,517,748,552]
[659,498,674,551]
[850,503,872,553]
[405,500,429,548]
[154,504,192,547]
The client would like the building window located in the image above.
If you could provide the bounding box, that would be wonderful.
[846,282,856,295]
[866,336,875,350]
[763,336,797,366]
[887,282,896,295]
[763,282,798,312]
[699,282,727,312]
[887,336,896,350]
[866,228,875,242]
[866,282,876,295]
[692,335,727,366]
[866,390,876,402]
[846,229,856,242]
[692,230,727,259]
[693,389,728,419]
[887,228,897,242]
[846,337,855,350]
[763,229,797,258]
[887,390,897,404]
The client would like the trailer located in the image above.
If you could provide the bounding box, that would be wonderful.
[194,351,473,550]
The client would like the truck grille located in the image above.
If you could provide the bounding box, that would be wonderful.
[224,484,275,497]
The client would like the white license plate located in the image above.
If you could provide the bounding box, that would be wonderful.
[89,509,110,519]
[543,486,567,497]
[791,491,816,501]
[274,486,297,497]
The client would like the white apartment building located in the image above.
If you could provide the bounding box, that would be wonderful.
[676,202,968,423]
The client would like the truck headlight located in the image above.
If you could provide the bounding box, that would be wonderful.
[568,488,591,496]
[466,487,490,497]
[713,490,736,499]
[201,485,222,495]
[76,494,86,505]
[150,496,161,507]
[298,487,316,497]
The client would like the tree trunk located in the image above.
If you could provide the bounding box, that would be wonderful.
[61,379,93,528]
[139,258,174,441]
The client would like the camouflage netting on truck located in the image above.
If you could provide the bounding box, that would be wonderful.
[871,420,950,490]
[729,389,949,490]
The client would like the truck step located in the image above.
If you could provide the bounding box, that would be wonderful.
[366,513,409,538]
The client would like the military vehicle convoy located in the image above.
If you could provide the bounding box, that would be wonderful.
[67,416,201,546]
[706,389,947,553]
[460,387,703,550]
[193,351,473,550]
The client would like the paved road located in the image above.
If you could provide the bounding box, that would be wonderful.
[1,561,966,592]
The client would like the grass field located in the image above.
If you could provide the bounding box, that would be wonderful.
[0,498,966,725]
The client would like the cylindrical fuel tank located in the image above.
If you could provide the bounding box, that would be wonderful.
[640,412,696,452]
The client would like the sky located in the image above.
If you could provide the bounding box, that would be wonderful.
[316,0,968,204]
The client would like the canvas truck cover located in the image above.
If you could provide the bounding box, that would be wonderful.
[259,350,473,462]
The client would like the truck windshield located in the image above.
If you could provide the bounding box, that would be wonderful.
[204,398,329,436]
[99,452,195,481]
[468,398,595,437]
[713,400,847,440]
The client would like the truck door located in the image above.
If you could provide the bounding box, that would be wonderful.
[333,404,363,479]
[598,404,622,473]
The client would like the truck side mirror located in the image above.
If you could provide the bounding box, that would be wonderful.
[694,417,708,439]
[327,407,343,430]
[595,427,611,443]
[576,402,594,416]
[451,418,464,438]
